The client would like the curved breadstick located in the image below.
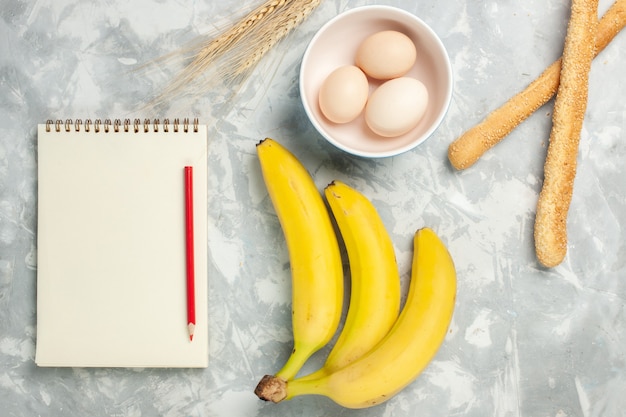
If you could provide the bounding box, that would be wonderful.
[534,0,598,268]
[447,0,626,170]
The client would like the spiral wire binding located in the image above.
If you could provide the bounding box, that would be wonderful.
[45,118,200,133]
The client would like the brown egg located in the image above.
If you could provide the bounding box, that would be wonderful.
[365,77,429,138]
[318,65,370,124]
[356,30,417,80]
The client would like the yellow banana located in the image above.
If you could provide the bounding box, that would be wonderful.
[255,227,456,409]
[255,138,344,382]
[297,180,401,381]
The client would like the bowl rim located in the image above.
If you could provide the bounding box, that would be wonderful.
[299,5,454,158]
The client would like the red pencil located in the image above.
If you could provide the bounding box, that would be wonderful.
[184,166,196,341]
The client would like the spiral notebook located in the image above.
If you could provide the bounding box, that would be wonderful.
[36,118,208,368]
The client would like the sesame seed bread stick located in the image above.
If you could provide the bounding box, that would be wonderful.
[534,0,598,268]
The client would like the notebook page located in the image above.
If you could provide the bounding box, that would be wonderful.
[36,122,208,368]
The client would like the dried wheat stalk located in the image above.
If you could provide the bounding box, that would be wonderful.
[151,0,321,106]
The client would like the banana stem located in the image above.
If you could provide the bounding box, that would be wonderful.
[274,341,313,381]
[254,374,327,403]
[254,375,288,403]
[284,376,328,400]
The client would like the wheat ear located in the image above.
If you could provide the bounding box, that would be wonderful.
[151,0,321,106]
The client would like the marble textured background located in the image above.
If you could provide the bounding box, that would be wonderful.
[1,0,625,416]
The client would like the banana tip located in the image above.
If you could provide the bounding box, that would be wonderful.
[254,375,288,403]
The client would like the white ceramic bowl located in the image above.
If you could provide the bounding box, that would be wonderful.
[299,6,453,158]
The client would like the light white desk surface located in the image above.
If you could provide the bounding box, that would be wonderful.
[0,0,624,415]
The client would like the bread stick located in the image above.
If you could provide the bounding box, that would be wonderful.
[534,0,598,268]
[447,0,626,170]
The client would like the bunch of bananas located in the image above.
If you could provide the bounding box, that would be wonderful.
[253,138,457,409]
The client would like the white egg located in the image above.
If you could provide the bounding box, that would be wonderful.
[318,65,369,124]
[365,77,429,138]
[356,30,417,80]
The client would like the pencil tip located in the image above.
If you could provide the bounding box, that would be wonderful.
[188,322,195,342]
